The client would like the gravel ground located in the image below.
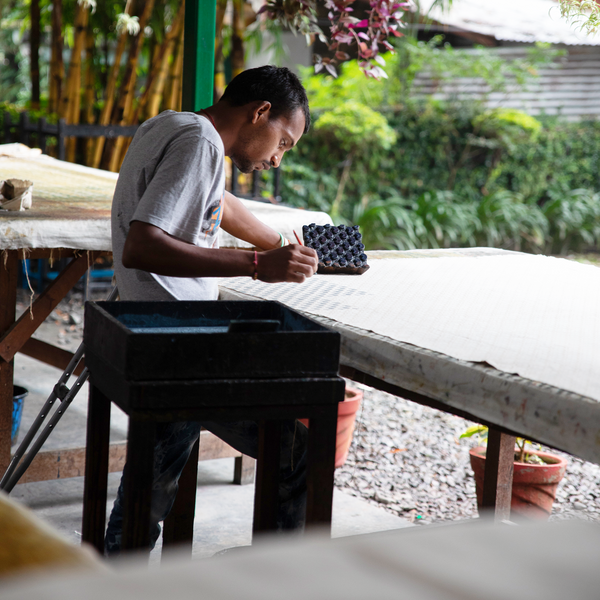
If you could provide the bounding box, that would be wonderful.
[335,382,600,525]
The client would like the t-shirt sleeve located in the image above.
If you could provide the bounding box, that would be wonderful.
[131,130,223,245]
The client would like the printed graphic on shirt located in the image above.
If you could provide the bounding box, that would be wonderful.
[202,194,223,247]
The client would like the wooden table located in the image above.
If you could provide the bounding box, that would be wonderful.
[220,248,600,520]
[0,152,118,479]
[0,148,333,485]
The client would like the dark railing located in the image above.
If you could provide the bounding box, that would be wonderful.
[2,111,139,161]
[1,111,281,202]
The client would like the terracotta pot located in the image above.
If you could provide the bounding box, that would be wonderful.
[300,386,363,468]
[469,446,568,520]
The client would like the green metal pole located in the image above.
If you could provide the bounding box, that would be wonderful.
[182,0,216,112]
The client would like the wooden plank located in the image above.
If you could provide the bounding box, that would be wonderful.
[0,252,99,362]
[19,338,85,376]
[0,250,18,474]
[13,433,241,485]
[198,428,241,460]
[16,441,127,484]
[23,249,111,261]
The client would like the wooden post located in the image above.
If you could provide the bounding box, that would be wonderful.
[0,251,18,474]
[19,112,30,147]
[481,427,515,522]
[58,118,66,161]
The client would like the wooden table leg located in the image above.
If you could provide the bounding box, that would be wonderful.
[253,419,282,534]
[162,436,199,556]
[82,384,111,554]
[0,251,18,474]
[234,454,255,485]
[482,427,516,522]
[122,419,156,552]
[305,406,338,530]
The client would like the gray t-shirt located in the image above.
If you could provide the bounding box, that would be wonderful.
[111,110,225,301]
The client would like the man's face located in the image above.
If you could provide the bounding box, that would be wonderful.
[229,106,305,174]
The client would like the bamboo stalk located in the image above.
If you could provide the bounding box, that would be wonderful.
[163,24,184,112]
[59,0,91,162]
[104,0,156,172]
[49,0,64,116]
[117,1,185,167]
[144,0,185,119]
[90,0,134,169]
[84,24,96,165]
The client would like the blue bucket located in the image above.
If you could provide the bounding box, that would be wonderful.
[11,385,28,446]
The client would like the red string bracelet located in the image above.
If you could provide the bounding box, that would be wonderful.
[252,250,258,280]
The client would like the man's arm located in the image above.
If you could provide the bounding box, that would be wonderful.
[122,220,317,283]
[220,190,286,250]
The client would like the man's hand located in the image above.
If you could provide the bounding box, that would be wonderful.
[256,244,318,283]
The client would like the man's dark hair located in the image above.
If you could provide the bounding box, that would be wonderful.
[220,65,310,132]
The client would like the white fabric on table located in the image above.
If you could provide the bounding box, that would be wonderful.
[0,151,331,251]
[221,250,600,403]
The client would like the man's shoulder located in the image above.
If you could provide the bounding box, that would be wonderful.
[142,110,221,147]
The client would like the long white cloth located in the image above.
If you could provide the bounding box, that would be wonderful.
[221,250,600,403]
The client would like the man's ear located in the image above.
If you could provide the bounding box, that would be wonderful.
[250,101,272,124]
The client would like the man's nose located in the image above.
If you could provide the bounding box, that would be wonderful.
[270,154,281,168]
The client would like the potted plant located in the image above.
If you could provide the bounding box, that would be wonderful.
[461,425,568,520]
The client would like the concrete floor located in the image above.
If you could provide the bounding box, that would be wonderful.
[8,351,412,561]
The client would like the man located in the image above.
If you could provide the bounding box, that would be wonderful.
[106,66,318,555]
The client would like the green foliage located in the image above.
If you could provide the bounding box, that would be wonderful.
[288,44,600,254]
[542,188,600,254]
[559,0,600,36]
[460,424,545,465]
[313,101,397,154]
[285,106,600,253]
[301,39,562,111]
[350,196,427,250]
[473,108,542,154]
[279,162,339,213]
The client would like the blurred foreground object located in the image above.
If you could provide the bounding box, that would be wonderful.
[1,519,600,599]
[0,491,104,581]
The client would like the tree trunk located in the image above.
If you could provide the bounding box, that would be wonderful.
[49,0,64,116]
[30,0,41,110]
[90,0,134,169]
[103,0,156,172]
